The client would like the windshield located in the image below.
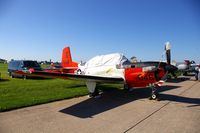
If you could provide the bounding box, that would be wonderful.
[23,61,40,68]
[121,56,132,68]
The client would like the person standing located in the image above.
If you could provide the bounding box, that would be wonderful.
[195,65,200,80]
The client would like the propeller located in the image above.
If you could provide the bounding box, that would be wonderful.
[155,42,178,81]
[165,42,171,65]
[164,42,178,78]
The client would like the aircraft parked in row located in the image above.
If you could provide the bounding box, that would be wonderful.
[176,60,199,75]
[16,43,173,100]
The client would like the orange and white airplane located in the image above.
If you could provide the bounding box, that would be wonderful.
[16,44,172,100]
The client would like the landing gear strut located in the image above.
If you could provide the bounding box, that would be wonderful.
[86,81,101,98]
[149,85,160,100]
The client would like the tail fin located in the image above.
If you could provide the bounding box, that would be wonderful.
[61,47,78,68]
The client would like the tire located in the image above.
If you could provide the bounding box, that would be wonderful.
[151,94,157,100]
[77,69,82,74]
[23,75,27,80]
[150,93,160,101]
[124,84,129,90]
[89,89,100,98]
[10,72,14,78]
[9,72,12,77]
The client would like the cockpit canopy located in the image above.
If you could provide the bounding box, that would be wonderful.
[79,53,132,69]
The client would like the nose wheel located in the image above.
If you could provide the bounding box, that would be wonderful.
[150,93,159,100]
[149,86,160,100]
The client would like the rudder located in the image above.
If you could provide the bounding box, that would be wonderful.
[61,47,78,68]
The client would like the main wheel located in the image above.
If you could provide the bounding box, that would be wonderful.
[23,75,27,80]
[10,72,14,78]
[124,84,129,90]
[89,89,100,98]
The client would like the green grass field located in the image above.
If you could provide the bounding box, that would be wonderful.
[0,64,89,111]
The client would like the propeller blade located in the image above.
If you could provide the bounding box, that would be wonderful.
[165,42,171,65]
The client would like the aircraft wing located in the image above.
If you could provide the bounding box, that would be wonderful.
[16,70,124,83]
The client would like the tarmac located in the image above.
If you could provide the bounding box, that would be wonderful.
[0,77,200,133]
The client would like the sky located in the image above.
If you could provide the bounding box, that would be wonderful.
[0,0,200,63]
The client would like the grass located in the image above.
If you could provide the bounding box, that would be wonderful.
[0,79,88,111]
[0,63,123,111]
[0,63,88,111]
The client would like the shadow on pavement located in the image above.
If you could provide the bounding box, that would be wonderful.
[60,85,181,118]
[166,77,191,83]
[160,93,200,107]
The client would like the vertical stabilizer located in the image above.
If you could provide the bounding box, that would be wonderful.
[61,47,78,68]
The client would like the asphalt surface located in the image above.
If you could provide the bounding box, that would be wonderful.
[0,77,200,133]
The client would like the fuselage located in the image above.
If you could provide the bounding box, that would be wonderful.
[124,67,166,88]
[77,55,168,88]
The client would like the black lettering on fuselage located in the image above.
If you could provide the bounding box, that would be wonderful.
[137,73,154,80]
